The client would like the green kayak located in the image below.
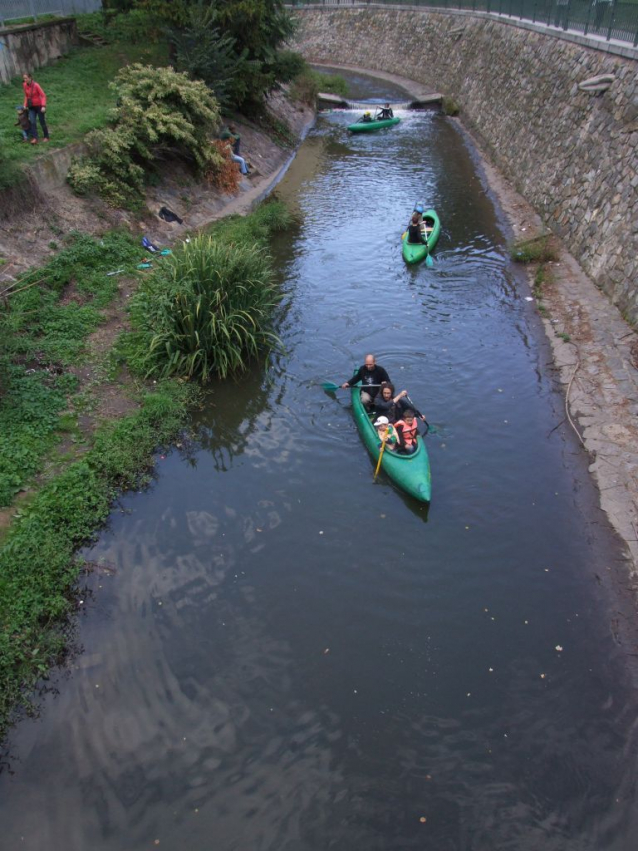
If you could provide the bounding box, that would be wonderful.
[402,208,441,265]
[351,387,431,503]
[348,116,401,133]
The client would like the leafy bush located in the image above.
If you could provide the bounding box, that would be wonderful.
[68,64,222,207]
[127,235,282,381]
[442,96,460,116]
[169,0,248,109]
[288,65,348,105]
[208,140,241,194]
[76,8,162,43]
[124,203,293,382]
[510,235,558,264]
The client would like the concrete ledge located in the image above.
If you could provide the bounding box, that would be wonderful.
[0,17,78,84]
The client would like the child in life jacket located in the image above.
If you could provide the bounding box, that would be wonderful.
[373,416,398,452]
[394,409,419,454]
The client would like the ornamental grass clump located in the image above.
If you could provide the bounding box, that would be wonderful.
[68,64,222,207]
[129,235,282,381]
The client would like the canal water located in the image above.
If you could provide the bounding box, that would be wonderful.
[2,74,638,850]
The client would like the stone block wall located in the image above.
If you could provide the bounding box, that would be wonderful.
[0,18,78,85]
[292,9,638,325]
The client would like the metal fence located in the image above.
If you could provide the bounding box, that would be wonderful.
[291,0,638,47]
[0,0,102,27]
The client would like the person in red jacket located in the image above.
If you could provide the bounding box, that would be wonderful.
[22,73,49,145]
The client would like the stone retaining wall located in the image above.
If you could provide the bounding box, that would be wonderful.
[292,8,638,324]
[0,18,78,85]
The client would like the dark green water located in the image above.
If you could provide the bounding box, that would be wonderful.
[1,77,638,850]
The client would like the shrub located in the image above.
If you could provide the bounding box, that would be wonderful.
[208,140,241,194]
[68,64,222,207]
[289,65,348,106]
[442,97,460,116]
[169,0,247,109]
[127,234,282,381]
[510,236,558,264]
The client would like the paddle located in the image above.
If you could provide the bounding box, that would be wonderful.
[321,382,382,392]
[374,432,388,481]
[404,394,431,435]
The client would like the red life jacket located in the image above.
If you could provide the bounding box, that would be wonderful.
[395,419,418,447]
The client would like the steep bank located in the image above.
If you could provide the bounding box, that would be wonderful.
[0,93,315,742]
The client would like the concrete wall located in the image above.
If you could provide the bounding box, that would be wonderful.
[292,9,638,325]
[0,18,78,85]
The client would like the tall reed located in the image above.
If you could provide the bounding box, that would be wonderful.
[129,235,282,381]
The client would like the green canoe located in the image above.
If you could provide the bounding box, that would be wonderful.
[402,208,441,265]
[351,387,431,503]
[348,116,401,133]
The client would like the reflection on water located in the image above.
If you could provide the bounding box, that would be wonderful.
[1,75,638,851]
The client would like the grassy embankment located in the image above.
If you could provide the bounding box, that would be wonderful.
[0,33,168,189]
[0,14,344,743]
[0,201,294,743]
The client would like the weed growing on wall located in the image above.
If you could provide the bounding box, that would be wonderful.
[67,64,222,207]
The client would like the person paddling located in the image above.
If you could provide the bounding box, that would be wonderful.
[407,212,425,245]
[342,354,390,410]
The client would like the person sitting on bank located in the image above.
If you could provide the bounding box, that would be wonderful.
[220,122,241,155]
[373,382,409,422]
[407,212,425,244]
[394,409,419,454]
[377,103,394,120]
[341,354,390,409]
[374,416,398,452]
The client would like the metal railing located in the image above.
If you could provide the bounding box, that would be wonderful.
[290,0,638,47]
[0,0,102,28]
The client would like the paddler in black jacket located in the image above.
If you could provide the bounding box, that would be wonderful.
[341,354,391,410]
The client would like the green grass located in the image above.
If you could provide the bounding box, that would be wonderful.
[510,235,558,264]
[0,40,168,189]
[0,231,142,505]
[122,201,293,381]
[0,379,193,741]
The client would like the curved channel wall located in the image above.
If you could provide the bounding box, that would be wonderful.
[291,8,638,325]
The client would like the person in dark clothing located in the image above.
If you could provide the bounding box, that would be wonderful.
[373,382,409,422]
[15,106,31,141]
[407,212,425,245]
[220,123,241,155]
[341,354,390,409]
[376,103,394,120]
